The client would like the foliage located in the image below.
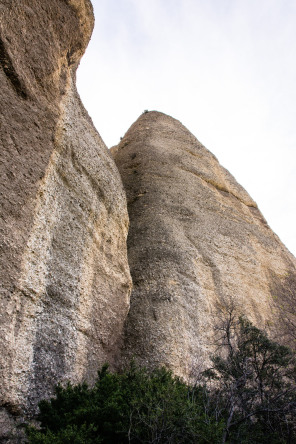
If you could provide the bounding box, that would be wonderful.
[26,315,296,444]
[26,363,223,444]
[203,313,296,443]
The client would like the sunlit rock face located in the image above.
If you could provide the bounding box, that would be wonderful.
[112,111,296,379]
[0,0,131,436]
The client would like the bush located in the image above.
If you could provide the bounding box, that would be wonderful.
[27,317,296,443]
[27,363,223,444]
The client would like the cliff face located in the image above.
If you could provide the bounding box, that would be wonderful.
[112,111,296,379]
[1,0,296,441]
[0,0,131,434]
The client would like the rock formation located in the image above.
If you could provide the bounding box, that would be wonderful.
[112,111,296,379]
[0,0,131,438]
[1,0,296,441]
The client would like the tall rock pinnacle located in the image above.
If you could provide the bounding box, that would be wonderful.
[0,0,131,436]
[112,111,296,379]
[1,0,296,439]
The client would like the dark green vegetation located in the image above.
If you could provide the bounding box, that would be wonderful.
[27,317,296,444]
[203,314,296,443]
[26,364,223,444]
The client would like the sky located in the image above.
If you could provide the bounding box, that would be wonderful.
[77,0,296,257]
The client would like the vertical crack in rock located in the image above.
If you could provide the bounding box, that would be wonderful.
[0,37,28,99]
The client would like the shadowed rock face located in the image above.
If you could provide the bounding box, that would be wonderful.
[112,111,296,379]
[0,0,131,435]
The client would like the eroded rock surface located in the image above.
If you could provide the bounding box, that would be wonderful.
[113,111,296,379]
[0,0,131,437]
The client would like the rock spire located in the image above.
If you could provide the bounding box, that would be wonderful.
[112,111,296,378]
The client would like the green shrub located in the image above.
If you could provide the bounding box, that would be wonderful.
[27,363,223,444]
[26,318,296,444]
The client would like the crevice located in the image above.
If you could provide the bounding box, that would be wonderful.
[70,148,107,203]
[0,36,28,99]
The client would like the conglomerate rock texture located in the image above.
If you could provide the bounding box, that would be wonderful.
[1,0,296,440]
[0,0,131,438]
[112,111,296,379]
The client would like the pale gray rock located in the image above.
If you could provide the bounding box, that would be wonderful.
[113,111,296,380]
[0,0,131,436]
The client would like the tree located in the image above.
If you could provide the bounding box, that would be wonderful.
[203,313,296,443]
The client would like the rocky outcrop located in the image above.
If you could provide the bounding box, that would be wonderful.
[0,0,131,438]
[1,0,296,439]
[112,111,296,379]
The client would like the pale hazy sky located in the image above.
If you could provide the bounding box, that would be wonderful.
[77,0,296,256]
